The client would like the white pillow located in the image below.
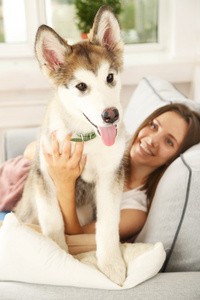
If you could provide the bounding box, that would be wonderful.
[124,76,200,135]
[0,213,165,289]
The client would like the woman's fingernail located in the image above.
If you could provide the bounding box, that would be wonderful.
[52,130,57,136]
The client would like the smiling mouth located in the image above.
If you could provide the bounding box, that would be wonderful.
[140,142,154,156]
[83,113,117,147]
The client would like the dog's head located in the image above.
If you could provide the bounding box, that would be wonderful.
[35,6,124,146]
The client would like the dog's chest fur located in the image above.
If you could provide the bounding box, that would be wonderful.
[75,177,96,226]
[40,112,125,226]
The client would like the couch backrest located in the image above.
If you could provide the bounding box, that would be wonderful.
[4,127,39,160]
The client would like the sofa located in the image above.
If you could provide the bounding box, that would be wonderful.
[0,77,200,299]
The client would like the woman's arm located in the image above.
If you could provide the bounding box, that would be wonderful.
[119,209,147,241]
[23,141,37,161]
[24,133,95,235]
[23,135,147,242]
[43,133,147,239]
[42,132,87,235]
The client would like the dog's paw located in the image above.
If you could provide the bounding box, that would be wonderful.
[97,255,126,286]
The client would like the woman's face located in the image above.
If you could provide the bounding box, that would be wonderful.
[130,111,188,171]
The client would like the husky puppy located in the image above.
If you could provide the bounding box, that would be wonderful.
[14,6,126,285]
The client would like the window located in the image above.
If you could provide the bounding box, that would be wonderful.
[45,0,80,44]
[45,0,158,45]
[120,0,158,44]
[0,0,27,43]
[0,0,39,57]
[0,0,198,86]
[0,0,160,57]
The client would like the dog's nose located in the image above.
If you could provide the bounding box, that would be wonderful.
[101,107,119,124]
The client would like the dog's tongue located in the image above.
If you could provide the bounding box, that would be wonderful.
[98,125,117,146]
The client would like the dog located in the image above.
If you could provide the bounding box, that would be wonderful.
[14,5,126,285]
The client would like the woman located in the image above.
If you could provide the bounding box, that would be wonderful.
[37,103,200,242]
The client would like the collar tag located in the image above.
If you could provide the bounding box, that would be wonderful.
[70,132,96,142]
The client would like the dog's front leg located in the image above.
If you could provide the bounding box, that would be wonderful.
[35,172,68,252]
[95,175,126,286]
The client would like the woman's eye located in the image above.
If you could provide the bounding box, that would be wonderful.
[167,139,173,147]
[150,121,156,129]
[76,82,87,91]
[107,73,114,83]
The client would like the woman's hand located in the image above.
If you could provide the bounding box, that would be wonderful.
[42,132,87,191]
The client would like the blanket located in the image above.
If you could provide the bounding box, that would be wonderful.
[0,156,31,211]
[0,213,166,290]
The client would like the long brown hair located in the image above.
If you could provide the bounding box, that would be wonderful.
[124,103,200,209]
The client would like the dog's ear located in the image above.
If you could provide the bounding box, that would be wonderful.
[35,25,72,76]
[88,5,123,52]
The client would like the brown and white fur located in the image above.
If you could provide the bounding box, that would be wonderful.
[14,6,126,285]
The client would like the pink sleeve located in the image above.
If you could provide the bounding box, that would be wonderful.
[0,156,31,211]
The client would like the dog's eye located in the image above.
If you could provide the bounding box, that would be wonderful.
[107,73,114,83]
[76,82,87,92]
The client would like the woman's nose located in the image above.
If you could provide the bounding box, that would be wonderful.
[148,133,161,146]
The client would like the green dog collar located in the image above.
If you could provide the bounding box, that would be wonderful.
[70,132,96,142]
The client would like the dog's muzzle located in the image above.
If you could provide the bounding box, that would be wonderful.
[101,107,119,124]
[83,107,119,147]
